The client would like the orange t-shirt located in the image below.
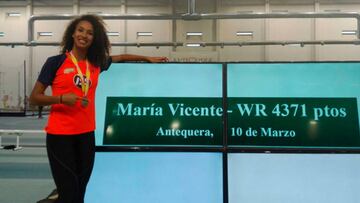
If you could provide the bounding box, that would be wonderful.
[37,53,110,135]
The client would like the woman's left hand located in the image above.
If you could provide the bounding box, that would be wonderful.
[146,57,169,63]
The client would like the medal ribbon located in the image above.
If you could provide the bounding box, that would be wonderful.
[69,51,90,97]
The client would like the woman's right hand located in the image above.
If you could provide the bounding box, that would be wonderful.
[61,93,80,106]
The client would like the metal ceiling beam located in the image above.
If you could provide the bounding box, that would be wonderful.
[28,12,360,43]
[2,40,360,48]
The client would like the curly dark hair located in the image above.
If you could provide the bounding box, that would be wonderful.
[60,14,110,68]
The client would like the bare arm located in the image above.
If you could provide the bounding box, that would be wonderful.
[29,81,79,106]
[111,54,168,63]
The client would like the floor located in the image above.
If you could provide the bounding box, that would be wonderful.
[0,115,55,203]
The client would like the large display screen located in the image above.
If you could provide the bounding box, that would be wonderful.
[227,63,360,149]
[91,62,360,203]
[96,62,360,150]
[85,152,223,203]
[95,63,223,146]
[228,153,360,203]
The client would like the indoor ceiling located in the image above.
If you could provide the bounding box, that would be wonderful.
[0,0,359,6]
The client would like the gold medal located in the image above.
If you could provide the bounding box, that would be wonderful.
[81,97,89,107]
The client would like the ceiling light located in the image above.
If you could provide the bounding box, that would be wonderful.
[236,31,253,36]
[137,32,153,37]
[107,32,120,36]
[186,32,203,36]
[7,12,21,17]
[38,32,53,37]
[342,30,357,35]
[186,43,201,47]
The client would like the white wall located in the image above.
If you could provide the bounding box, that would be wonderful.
[316,3,360,60]
[126,5,172,57]
[267,4,315,61]
[0,6,28,110]
[0,0,360,110]
[218,5,266,61]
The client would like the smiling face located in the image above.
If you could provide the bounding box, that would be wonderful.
[72,20,94,51]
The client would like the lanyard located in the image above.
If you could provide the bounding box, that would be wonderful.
[69,51,90,97]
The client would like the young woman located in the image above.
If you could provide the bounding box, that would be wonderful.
[30,14,167,203]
